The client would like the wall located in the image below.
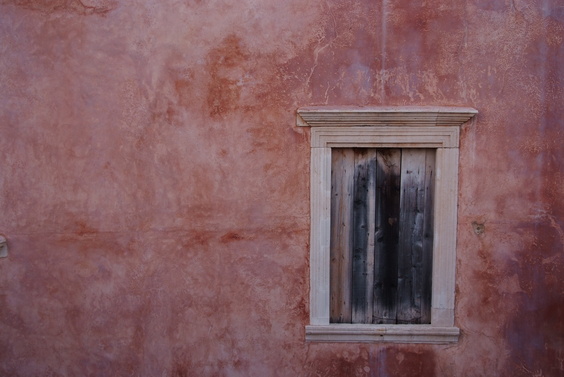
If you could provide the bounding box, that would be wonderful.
[0,0,562,376]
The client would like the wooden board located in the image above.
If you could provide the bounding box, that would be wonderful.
[351,149,377,324]
[396,149,434,324]
[420,149,435,324]
[373,149,401,324]
[330,149,354,323]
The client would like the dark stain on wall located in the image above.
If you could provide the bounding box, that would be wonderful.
[474,0,509,12]
[382,348,436,376]
[4,0,116,15]
[206,35,251,118]
[304,346,437,376]
[504,220,564,376]
[170,356,192,377]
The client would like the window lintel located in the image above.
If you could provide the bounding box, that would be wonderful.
[297,106,478,128]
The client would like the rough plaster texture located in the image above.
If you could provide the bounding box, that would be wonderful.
[0,0,562,376]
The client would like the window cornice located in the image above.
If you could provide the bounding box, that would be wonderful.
[297,106,478,128]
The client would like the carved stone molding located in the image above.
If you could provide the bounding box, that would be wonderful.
[297,106,478,128]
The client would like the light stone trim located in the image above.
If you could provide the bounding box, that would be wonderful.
[310,147,331,326]
[432,148,459,325]
[301,106,477,343]
[297,106,477,128]
[305,324,460,344]
[311,126,459,148]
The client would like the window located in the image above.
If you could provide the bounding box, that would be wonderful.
[330,147,435,326]
[298,106,477,343]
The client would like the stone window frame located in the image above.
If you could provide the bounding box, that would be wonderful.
[298,106,477,343]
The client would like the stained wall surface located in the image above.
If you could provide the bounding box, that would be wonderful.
[0,0,562,376]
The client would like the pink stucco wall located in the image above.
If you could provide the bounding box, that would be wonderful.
[0,1,562,376]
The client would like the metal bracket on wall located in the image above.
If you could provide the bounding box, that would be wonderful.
[0,235,7,258]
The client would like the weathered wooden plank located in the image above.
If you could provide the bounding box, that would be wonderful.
[373,149,402,324]
[330,149,355,323]
[351,149,377,324]
[397,149,434,324]
[420,149,435,324]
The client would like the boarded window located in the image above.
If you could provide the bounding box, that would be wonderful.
[330,148,435,325]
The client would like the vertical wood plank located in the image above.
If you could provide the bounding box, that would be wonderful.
[365,151,377,324]
[351,149,377,324]
[420,149,435,324]
[397,149,433,324]
[330,149,354,323]
[373,149,402,324]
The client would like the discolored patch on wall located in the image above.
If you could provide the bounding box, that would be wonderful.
[73,220,99,236]
[503,218,564,376]
[205,35,252,118]
[170,356,193,377]
[305,346,437,376]
[3,0,117,15]
[219,231,258,244]
[304,347,371,377]
[383,348,436,376]
[474,0,509,12]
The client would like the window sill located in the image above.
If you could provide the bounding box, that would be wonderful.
[305,324,460,344]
